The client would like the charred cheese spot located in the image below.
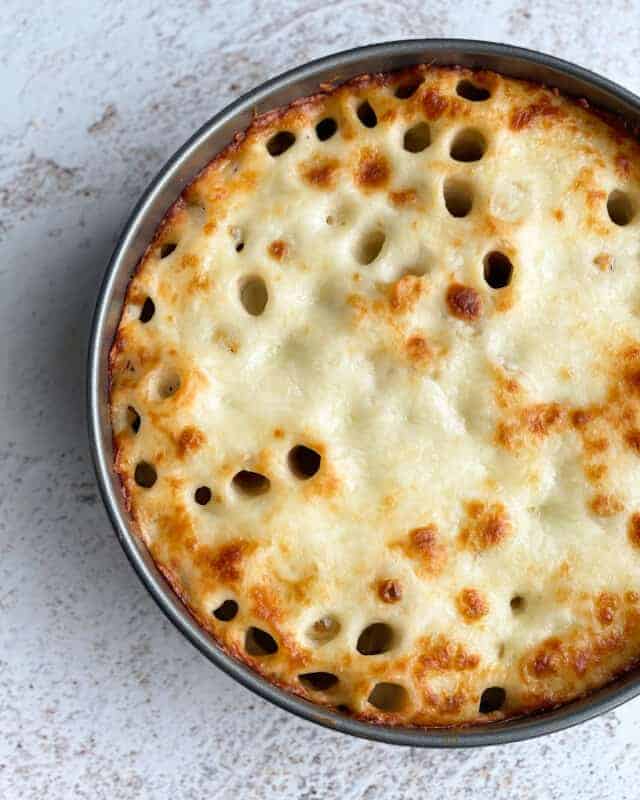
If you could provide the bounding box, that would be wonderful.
[377,579,402,604]
[268,239,288,260]
[446,283,482,321]
[456,588,489,622]
[458,501,512,552]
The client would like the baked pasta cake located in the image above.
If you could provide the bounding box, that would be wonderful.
[109,65,640,726]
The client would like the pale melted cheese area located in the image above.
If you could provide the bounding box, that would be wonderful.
[110,67,640,725]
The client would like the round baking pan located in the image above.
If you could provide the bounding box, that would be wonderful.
[87,39,640,747]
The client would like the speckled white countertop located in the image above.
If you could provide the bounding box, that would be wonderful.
[3,1,640,797]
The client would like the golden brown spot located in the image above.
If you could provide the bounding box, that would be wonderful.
[273,427,285,439]
[388,274,424,314]
[497,403,566,452]
[279,570,318,606]
[419,687,468,720]
[571,409,595,428]
[205,540,252,584]
[355,148,390,191]
[571,649,589,676]
[187,272,212,294]
[510,97,560,130]
[584,436,610,455]
[301,157,340,189]
[378,579,402,604]
[180,253,200,269]
[368,484,389,510]
[446,283,482,321]
[628,512,640,549]
[596,592,619,626]
[522,403,565,436]
[203,222,216,235]
[589,492,624,517]
[389,189,418,206]
[585,463,608,484]
[405,334,431,363]
[626,590,640,603]
[586,189,607,208]
[625,429,640,454]
[492,367,523,410]
[415,634,480,674]
[456,588,489,622]
[176,426,206,457]
[422,88,448,120]
[626,367,640,392]
[247,585,309,667]
[552,208,564,222]
[152,504,196,564]
[268,239,288,260]
[494,423,515,451]
[526,637,562,676]
[396,524,447,576]
[458,500,512,552]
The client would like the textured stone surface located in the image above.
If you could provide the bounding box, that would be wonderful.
[2,1,640,797]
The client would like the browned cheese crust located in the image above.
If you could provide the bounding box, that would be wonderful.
[109,65,640,727]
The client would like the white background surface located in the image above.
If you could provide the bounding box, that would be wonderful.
[2,1,640,797]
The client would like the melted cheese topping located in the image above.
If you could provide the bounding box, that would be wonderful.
[110,66,640,726]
